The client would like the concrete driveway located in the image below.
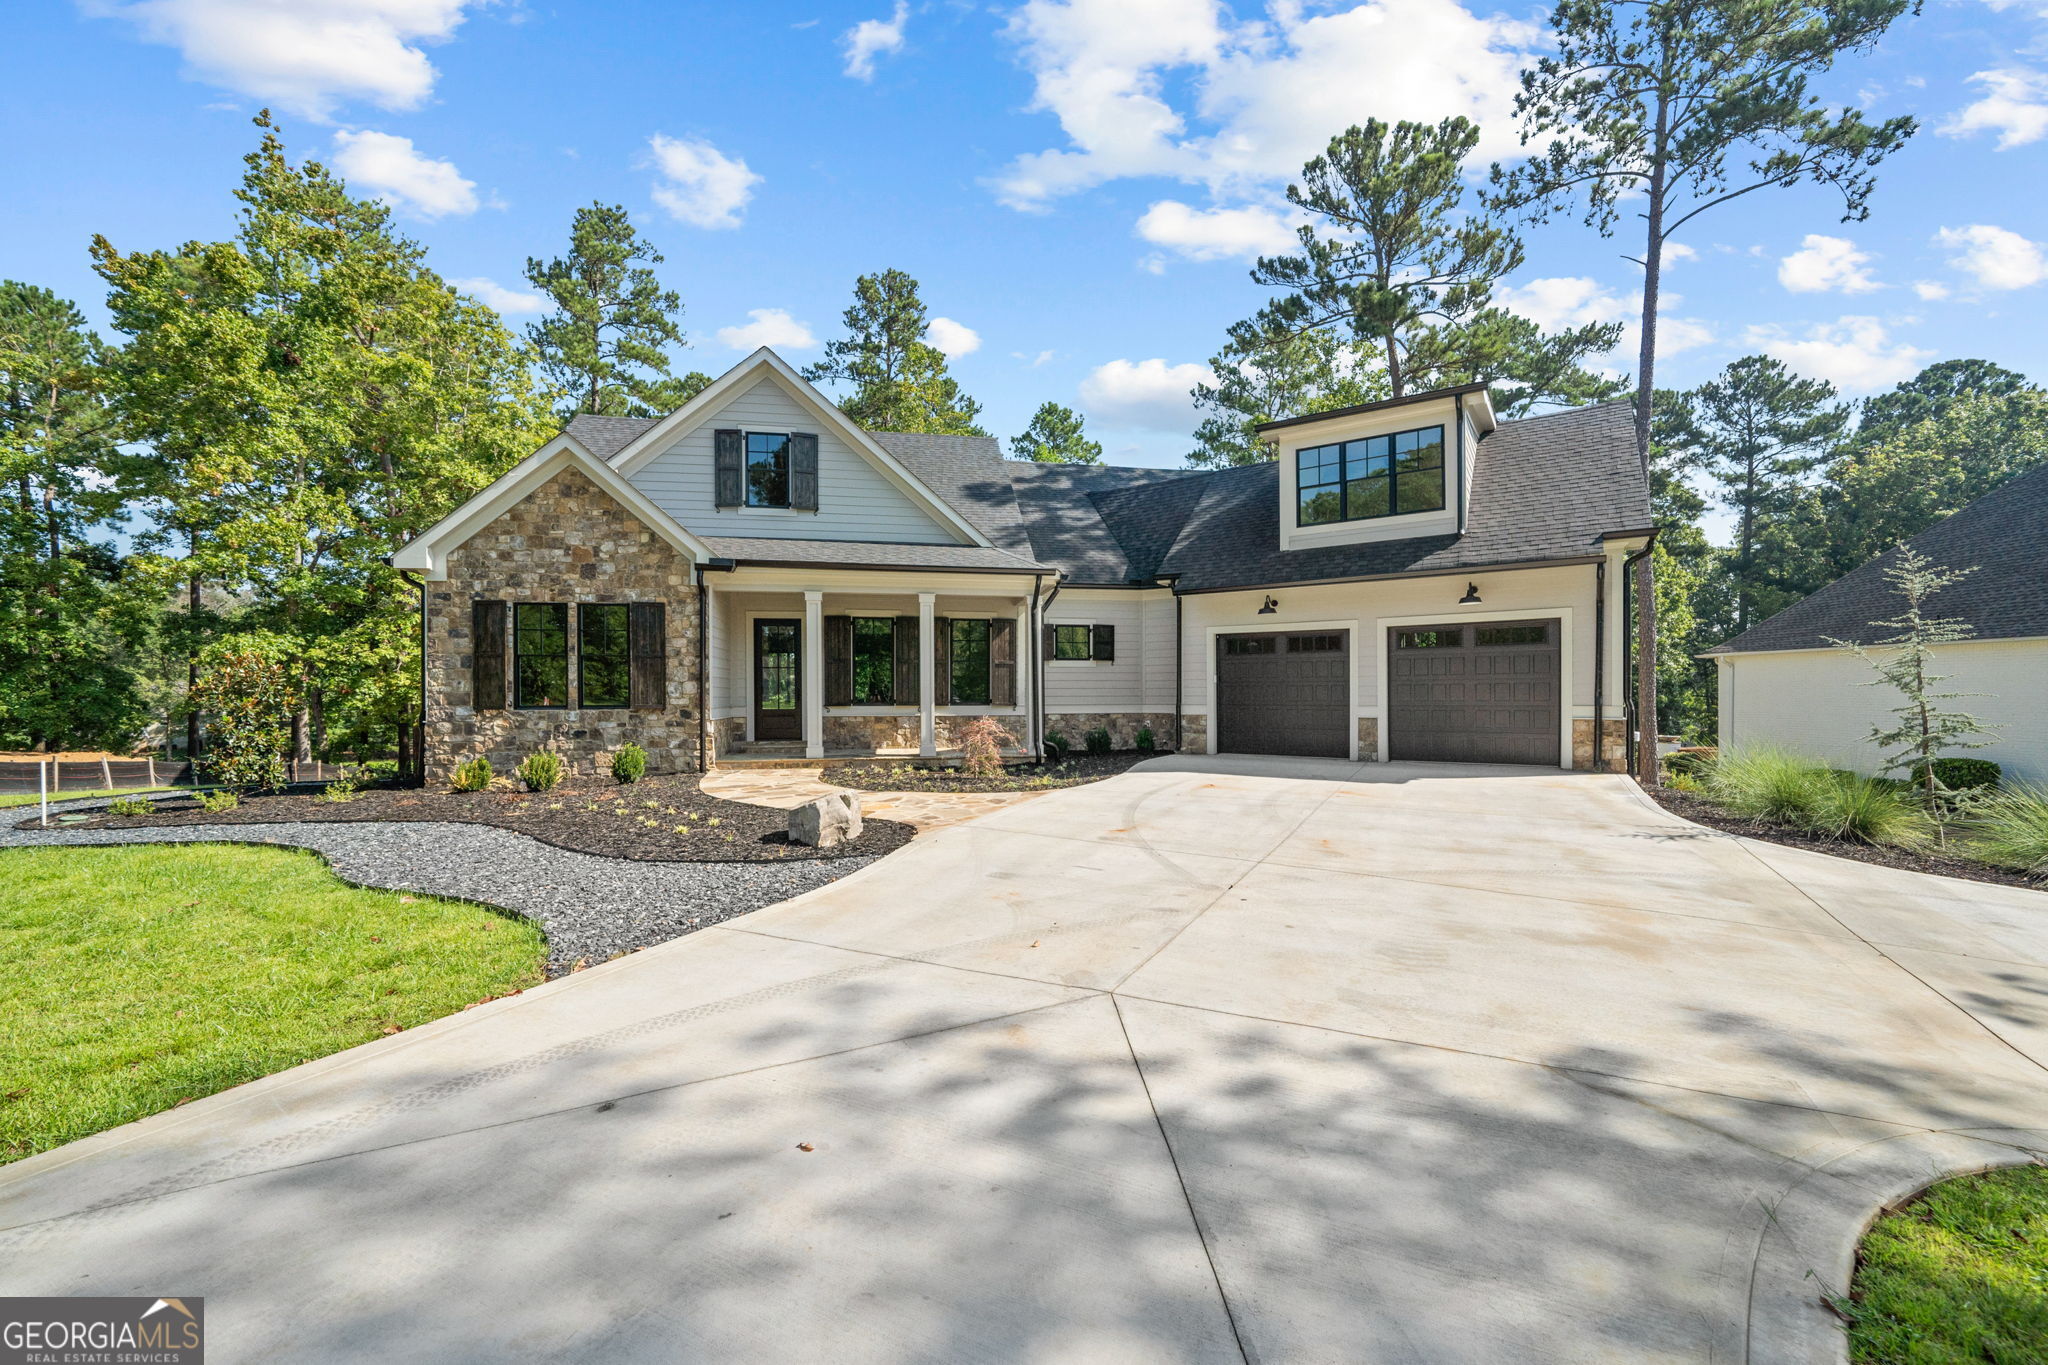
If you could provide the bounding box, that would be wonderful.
[5,756,2046,1363]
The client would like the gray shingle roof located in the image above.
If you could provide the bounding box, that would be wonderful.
[865,432,1036,555]
[1706,463,2048,654]
[564,413,659,460]
[1007,463,1198,584]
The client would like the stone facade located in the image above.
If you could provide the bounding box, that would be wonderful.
[1179,714,1207,756]
[1572,718,1628,772]
[936,713,1029,751]
[425,468,700,785]
[1044,711,1175,753]
[823,713,921,751]
[710,716,746,761]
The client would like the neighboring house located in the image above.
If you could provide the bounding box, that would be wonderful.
[1706,464,2048,783]
[393,348,1653,782]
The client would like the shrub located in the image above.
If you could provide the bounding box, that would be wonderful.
[1666,772,1703,794]
[1044,732,1069,763]
[1804,775,1933,849]
[358,759,399,780]
[1663,746,1717,778]
[1965,782,2048,877]
[1705,747,1832,827]
[1084,727,1112,756]
[610,742,647,784]
[451,757,493,793]
[517,750,564,793]
[198,788,240,813]
[959,717,1009,778]
[190,646,297,791]
[1908,756,2002,795]
[1135,726,1155,753]
[318,767,363,804]
[106,796,155,817]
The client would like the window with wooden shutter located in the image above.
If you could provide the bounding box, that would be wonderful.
[824,615,854,706]
[789,432,819,511]
[949,618,991,705]
[988,618,1016,706]
[472,599,507,710]
[713,429,744,507]
[933,616,952,706]
[894,615,919,705]
[1091,623,1116,662]
[514,603,569,708]
[628,602,667,709]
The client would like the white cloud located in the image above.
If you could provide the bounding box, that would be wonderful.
[842,1,908,80]
[90,0,477,121]
[1018,348,1056,366]
[646,134,761,229]
[451,276,543,314]
[992,0,1540,211]
[1079,357,1215,431]
[1914,280,1952,301]
[1745,316,1934,393]
[330,129,478,217]
[1936,223,2048,290]
[1776,234,1881,294]
[925,317,981,358]
[716,308,816,351]
[1134,199,1295,261]
[1491,275,1713,360]
[1663,242,1699,263]
[1940,68,2048,150]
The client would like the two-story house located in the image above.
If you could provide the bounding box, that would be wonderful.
[393,347,1653,781]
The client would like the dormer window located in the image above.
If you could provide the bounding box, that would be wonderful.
[1296,424,1446,526]
[746,432,791,507]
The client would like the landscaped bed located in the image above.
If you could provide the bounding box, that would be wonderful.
[822,750,1154,794]
[1834,1164,2048,1364]
[25,772,914,863]
[0,843,547,1164]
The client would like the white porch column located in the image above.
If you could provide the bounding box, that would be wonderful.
[1015,597,1032,755]
[918,592,937,757]
[803,590,824,759]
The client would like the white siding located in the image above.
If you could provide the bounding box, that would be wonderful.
[1718,638,2048,784]
[1044,589,1161,712]
[627,376,960,544]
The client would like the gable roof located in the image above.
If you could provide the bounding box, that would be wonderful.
[1707,463,2048,654]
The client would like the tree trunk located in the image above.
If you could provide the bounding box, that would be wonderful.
[1383,328,1404,398]
[292,707,311,765]
[1630,99,1670,789]
[311,686,326,757]
[186,561,203,760]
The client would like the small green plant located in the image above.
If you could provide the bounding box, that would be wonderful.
[198,788,240,814]
[1044,732,1069,763]
[611,743,647,784]
[107,796,155,817]
[1135,726,1155,753]
[1705,747,1831,827]
[1666,771,1703,794]
[317,767,364,803]
[359,758,399,780]
[1805,774,1933,849]
[517,750,564,793]
[1965,782,2048,877]
[1662,746,1717,778]
[1084,727,1112,756]
[451,757,493,793]
[1908,756,2002,796]
[959,716,1010,778]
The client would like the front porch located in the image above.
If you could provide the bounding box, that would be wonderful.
[706,576,1038,766]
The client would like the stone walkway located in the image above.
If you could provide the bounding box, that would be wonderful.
[702,765,1046,831]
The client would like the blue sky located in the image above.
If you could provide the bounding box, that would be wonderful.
[5,0,2046,541]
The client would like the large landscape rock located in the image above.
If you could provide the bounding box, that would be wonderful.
[789,792,863,849]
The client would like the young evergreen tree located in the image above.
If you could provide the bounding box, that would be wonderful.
[1188,330,1386,469]
[803,269,985,434]
[524,202,704,419]
[1490,0,1918,782]
[1009,402,1102,464]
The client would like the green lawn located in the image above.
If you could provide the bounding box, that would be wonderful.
[0,785,188,809]
[1842,1164,2048,1363]
[0,844,546,1164]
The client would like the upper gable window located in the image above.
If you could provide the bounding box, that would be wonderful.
[1296,424,1445,526]
[746,432,790,507]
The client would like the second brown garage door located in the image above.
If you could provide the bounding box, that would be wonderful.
[1215,630,1350,758]
[1387,619,1560,764]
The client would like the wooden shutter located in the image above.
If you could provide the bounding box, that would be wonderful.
[1092,623,1116,662]
[824,615,853,707]
[989,618,1017,707]
[713,429,744,507]
[472,599,507,710]
[933,617,952,706]
[893,615,919,705]
[629,602,667,709]
[790,433,819,511]
[1042,623,1057,664]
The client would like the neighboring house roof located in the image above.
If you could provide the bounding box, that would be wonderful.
[1707,463,2048,654]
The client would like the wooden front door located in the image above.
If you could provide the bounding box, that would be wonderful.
[753,618,802,741]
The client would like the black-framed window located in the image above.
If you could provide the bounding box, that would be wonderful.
[1476,624,1548,646]
[1224,636,1276,656]
[852,617,895,704]
[1396,628,1461,649]
[1053,624,1093,660]
[514,603,569,708]
[578,603,630,708]
[950,618,991,704]
[746,431,790,507]
[1296,424,1445,526]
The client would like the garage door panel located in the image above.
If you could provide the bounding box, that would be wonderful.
[1388,620,1560,765]
[1216,631,1350,759]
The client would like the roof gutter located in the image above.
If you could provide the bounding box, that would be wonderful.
[1619,531,1659,781]
[1151,574,1184,754]
[719,557,1050,577]
[1035,572,1065,760]
[1170,554,1608,597]
[1453,392,1469,536]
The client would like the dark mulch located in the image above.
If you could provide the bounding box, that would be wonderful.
[822,750,1155,794]
[1647,785,2046,893]
[22,773,913,864]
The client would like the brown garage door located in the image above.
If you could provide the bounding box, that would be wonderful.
[1215,630,1350,758]
[1387,620,1560,764]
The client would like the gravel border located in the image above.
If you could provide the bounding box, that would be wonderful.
[0,815,877,977]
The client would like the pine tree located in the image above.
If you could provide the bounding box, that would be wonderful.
[1009,402,1101,464]
[525,202,702,420]
[803,269,985,434]
[1188,330,1386,469]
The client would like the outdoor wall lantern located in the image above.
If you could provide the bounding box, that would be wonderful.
[1258,596,1279,614]
[1458,582,1482,604]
